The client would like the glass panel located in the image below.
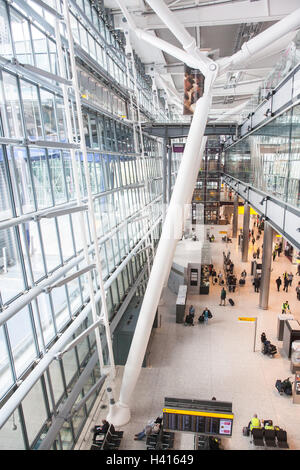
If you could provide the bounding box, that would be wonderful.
[57,215,75,262]
[29,148,53,209]
[59,421,73,449]
[6,305,36,378]
[0,2,13,59]
[48,360,65,406]
[10,9,33,65]
[51,285,70,331]
[20,80,42,141]
[48,149,67,204]
[1,72,23,139]
[0,410,25,450]
[36,293,56,345]
[0,325,14,399]
[61,348,78,387]
[0,226,26,304]
[9,146,35,214]
[0,148,12,221]
[40,89,57,141]
[21,379,48,447]
[39,218,61,272]
[31,25,50,72]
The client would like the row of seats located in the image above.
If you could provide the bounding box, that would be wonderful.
[252,428,289,448]
[146,429,175,450]
[90,424,124,450]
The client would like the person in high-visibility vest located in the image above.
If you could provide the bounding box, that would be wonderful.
[263,420,274,430]
[248,414,261,432]
[282,301,290,314]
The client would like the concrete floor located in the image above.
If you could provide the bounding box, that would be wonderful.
[76,217,300,451]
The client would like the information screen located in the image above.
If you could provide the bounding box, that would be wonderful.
[163,410,234,437]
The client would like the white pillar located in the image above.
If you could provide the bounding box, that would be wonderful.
[107,76,216,426]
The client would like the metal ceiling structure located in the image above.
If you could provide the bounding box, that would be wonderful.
[104,0,300,123]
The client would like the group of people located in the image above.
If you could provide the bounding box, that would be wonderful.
[275,272,294,292]
[248,414,275,433]
[272,241,283,261]
[184,305,213,326]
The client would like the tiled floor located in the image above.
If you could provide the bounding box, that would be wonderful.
[76,217,300,451]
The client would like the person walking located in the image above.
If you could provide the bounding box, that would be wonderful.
[253,276,260,293]
[283,276,289,293]
[232,275,237,293]
[297,264,300,276]
[272,250,276,262]
[218,271,223,285]
[256,247,260,259]
[220,287,226,306]
[288,272,293,287]
[276,276,282,292]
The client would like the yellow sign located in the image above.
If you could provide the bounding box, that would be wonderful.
[162,408,234,420]
[219,231,227,234]
[238,317,256,322]
[238,207,258,215]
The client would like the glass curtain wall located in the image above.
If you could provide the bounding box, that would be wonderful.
[0,0,172,450]
[225,104,300,208]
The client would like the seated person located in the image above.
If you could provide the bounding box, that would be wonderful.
[262,420,274,430]
[209,436,220,450]
[184,313,194,326]
[95,419,109,435]
[202,307,212,320]
[247,414,261,433]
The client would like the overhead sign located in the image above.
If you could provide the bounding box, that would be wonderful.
[163,398,234,437]
[183,65,205,115]
[173,143,185,153]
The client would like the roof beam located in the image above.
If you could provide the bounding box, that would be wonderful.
[112,0,300,29]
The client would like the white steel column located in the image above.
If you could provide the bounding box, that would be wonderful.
[107,76,217,426]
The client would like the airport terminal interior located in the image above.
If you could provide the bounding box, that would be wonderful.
[0,0,300,451]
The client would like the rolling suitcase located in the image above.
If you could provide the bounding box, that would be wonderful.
[243,427,249,437]
[229,298,234,306]
[239,279,245,285]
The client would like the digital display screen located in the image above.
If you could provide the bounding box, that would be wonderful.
[219,419,232,435]
[163,411,233,437]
